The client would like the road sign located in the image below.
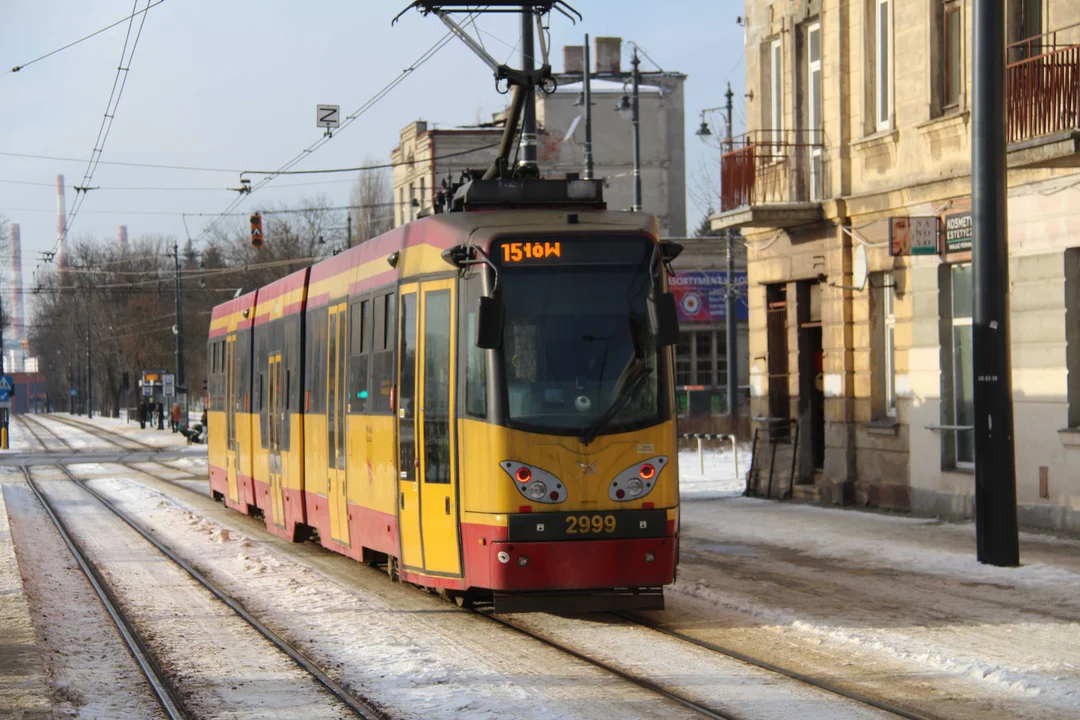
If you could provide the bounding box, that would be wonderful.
[163,373,176,397]
[317,104,340,129]
[0,375,13,403]
[71,387,79,397]
[142,384,152,397]
[0,401,11,409]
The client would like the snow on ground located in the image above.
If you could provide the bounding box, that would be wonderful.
[79,470,702,720]
[677,445,752,499]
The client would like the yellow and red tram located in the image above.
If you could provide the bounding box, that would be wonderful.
[208,177,683,611]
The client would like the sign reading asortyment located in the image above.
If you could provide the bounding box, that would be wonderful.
[316,104,340,129]
[945,212,973,252]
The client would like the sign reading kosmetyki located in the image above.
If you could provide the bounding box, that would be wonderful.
[945,212,973,252]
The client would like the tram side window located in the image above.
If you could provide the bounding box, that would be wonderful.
[370,292,396,413]
[256,327,269,448]
[348,299,372,414]
[236,331,252,413]
[307,309,328,413]
[465,277,487,417]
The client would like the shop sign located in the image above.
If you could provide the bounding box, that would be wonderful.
[944,212,973,252]
[669,271,749,323]
[890,216,939,256]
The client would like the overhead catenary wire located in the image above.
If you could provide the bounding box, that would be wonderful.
[59,0,155,255]
[192,18,473,245]
[3,0,165,76]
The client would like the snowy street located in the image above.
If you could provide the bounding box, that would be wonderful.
[1,415,1078,718]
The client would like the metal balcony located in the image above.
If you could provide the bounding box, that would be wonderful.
[1006,25,1080,169]
[711,130,826,232]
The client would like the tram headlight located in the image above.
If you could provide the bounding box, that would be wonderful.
[500,461,566,505]
[608,456,668,502]
[525,481,547,500]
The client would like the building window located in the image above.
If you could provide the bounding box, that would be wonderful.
[675,332,693,386]
[770,38,783,152]
[944,264,974,468]
[398,188,405,226]
[942,1,961,109]
[419,178,426,214]
[806,21,824,200]
[875,0,893,131]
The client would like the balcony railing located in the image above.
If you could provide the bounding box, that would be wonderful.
[720,130,826,213]
[1007,27,1080,144]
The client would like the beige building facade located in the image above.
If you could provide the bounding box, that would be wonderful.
[715,0,1080,529]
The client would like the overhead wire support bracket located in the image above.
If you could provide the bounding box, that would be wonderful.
[392,1,581,24]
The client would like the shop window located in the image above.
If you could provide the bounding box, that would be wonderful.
[1066,249,1080,428]
[941,264,974,468]
[872,272,897,418]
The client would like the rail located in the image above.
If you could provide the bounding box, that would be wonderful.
[1006,28,1080,144]
[720,129,825,212]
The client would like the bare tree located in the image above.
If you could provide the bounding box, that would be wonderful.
[349,157,394,245]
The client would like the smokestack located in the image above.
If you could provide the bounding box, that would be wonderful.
[118,225,129,251]
[56,174,67,268]
[9,224,23,345]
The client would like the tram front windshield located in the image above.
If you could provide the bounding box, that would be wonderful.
[495,236,665,437]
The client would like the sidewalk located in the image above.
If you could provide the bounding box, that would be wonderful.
[676,463,1080,718]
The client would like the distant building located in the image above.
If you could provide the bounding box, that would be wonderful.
[391,37,687,236]
[714,0,1080,530]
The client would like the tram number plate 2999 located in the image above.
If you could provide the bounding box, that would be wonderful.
[565,513,616,535]
[508,509,667,542]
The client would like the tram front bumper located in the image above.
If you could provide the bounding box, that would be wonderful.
[483,536,677,592]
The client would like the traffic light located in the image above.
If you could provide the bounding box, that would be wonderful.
[250,212,264,249]
[202,377,208,393]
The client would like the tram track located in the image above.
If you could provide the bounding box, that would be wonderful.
[16,413,78,453]
[26,461,386,720]
[613,611,940,720]
[121,459,908,719]
[41,412,157,452]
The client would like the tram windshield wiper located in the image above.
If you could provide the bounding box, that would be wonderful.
[579,367,652,445]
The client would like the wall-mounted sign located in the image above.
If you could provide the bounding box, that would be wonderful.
[669,271,749,323]
[944,212,973,252]
[890,216,939,256]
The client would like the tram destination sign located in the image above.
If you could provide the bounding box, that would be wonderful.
[945,211,973,252]
[494,236,652,267]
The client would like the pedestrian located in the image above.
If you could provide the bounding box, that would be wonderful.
[171,402,182,433]
[138,399,147,429]
[156,401,165,430]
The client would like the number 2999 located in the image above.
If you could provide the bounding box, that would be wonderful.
[565,514,616,534]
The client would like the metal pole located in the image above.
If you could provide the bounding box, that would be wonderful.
[697,436,704,474]
[631,47,642,212]
[724,82,738,420]
[173,241,186,401]
[86,302,91,418]
[731,434,739,483]
[972,0,1019,566]
[347,213,353,249]
[583,33,594,180]
[519,9,538,171]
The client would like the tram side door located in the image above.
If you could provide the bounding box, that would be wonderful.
[396,286,422,569]
[267,352,285,527]
[417,280,461,576]
[327,303,350,546]
[225,335,240,505]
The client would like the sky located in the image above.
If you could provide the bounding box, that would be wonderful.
[0,0,746,305]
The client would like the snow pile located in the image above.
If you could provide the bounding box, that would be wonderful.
[677,446,751,500]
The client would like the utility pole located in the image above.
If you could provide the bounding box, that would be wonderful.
[972,0,1019,565]
[519,9,538,172]
[583,33,594,180]
[630,46,642,212]
[171,240,186,398]
[347,213,353,249]
[724,81,738,420]
[85,303,91,418]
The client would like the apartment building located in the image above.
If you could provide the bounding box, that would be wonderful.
[713,0,1080,529]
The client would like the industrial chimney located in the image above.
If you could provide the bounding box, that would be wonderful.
[118,225,129,251]
[9,224,24,347]
[56,174,68,268]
